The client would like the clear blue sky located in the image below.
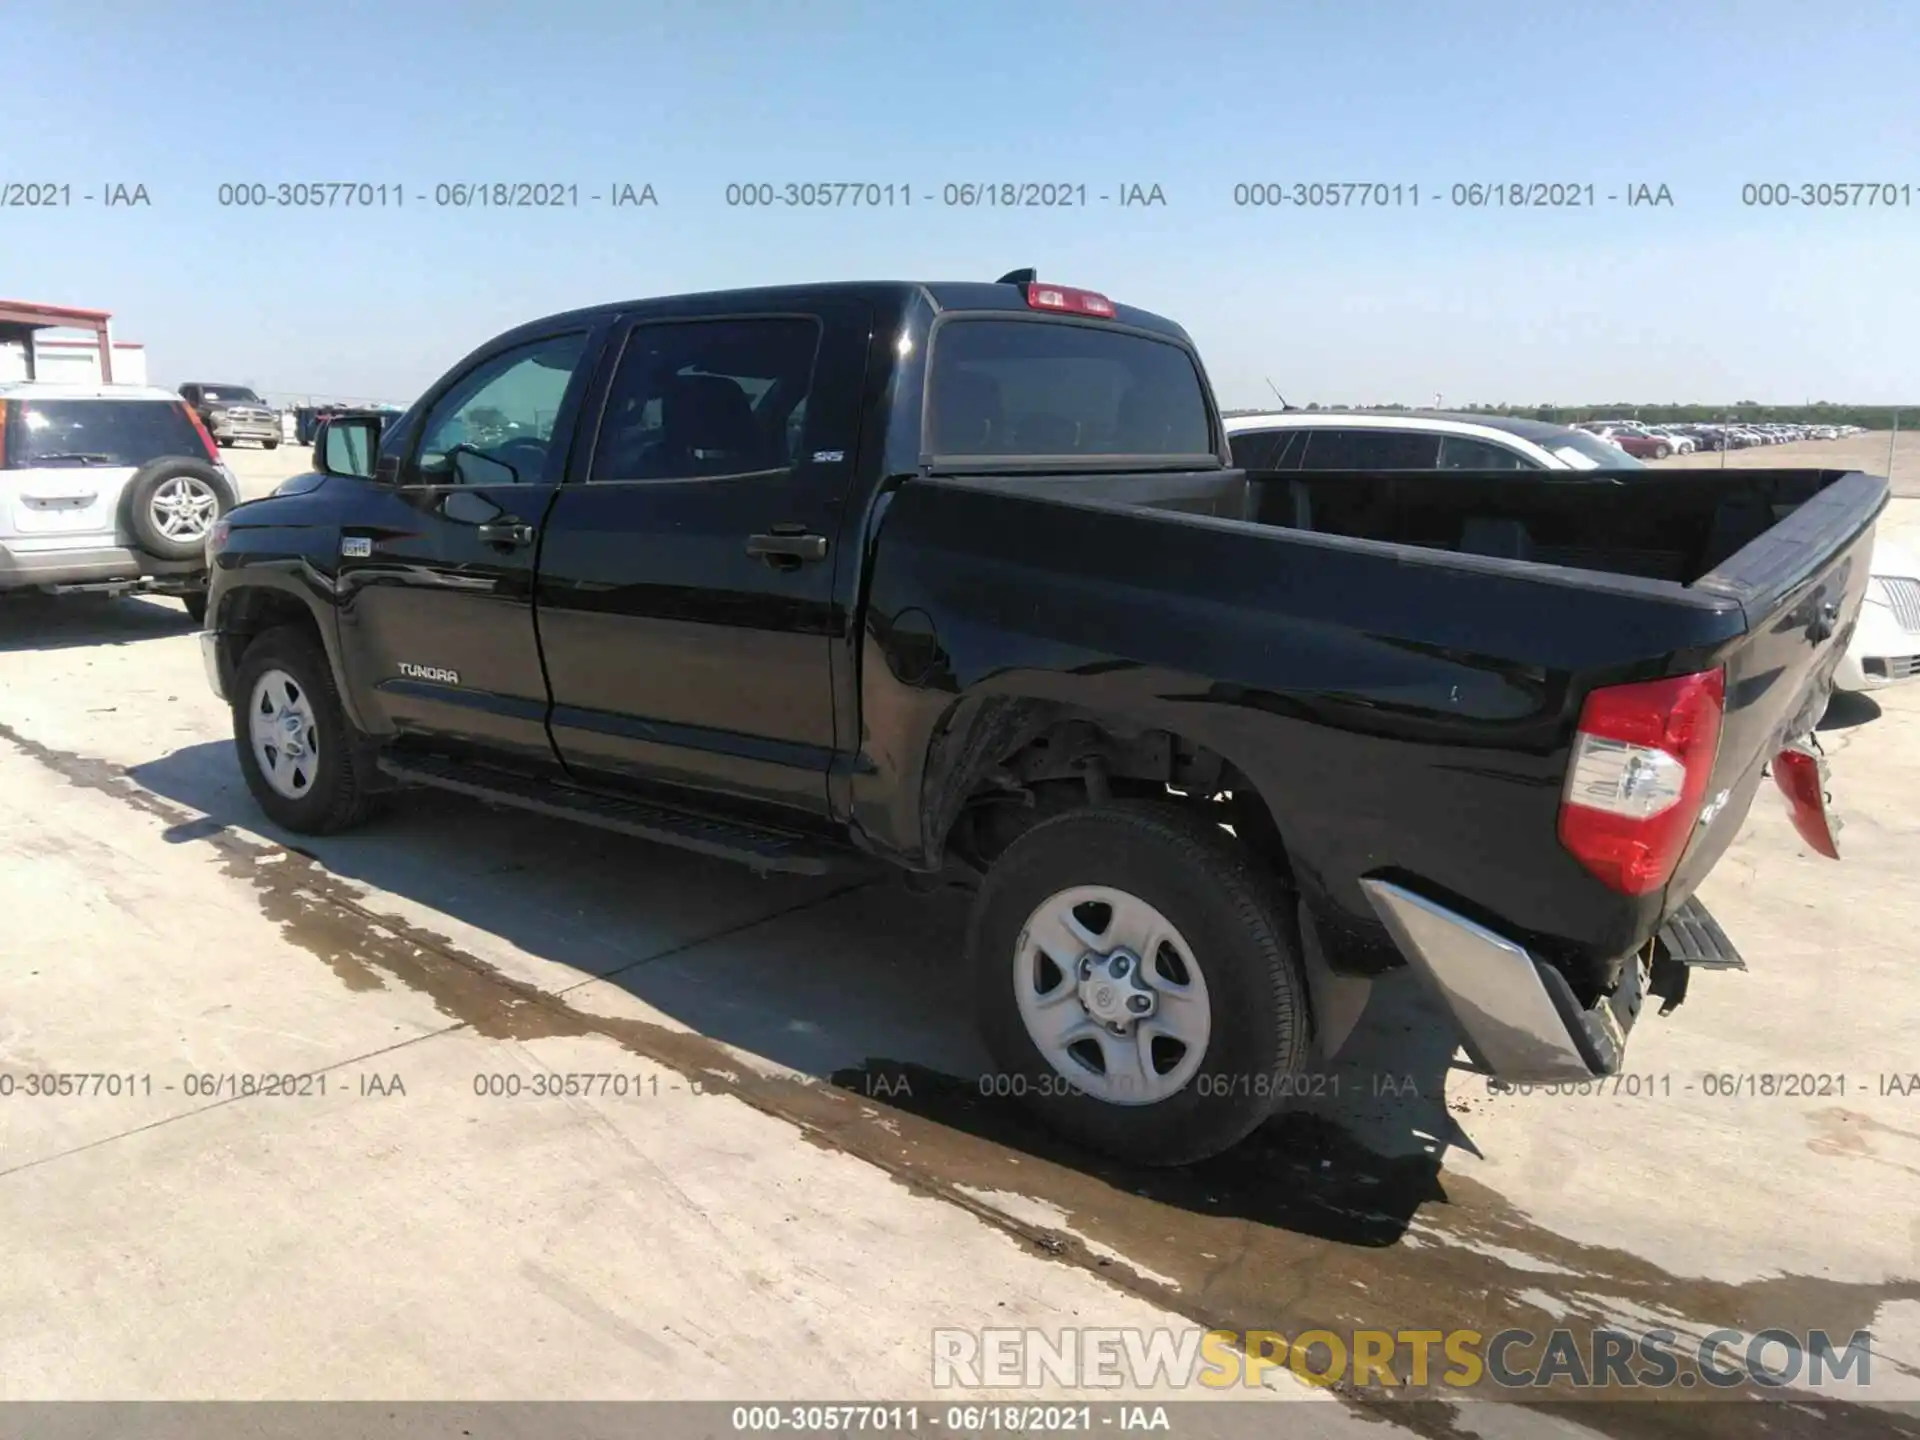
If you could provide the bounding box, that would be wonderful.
[9,0,1916,406]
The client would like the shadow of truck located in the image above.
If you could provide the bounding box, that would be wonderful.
[128,738,1472,1248]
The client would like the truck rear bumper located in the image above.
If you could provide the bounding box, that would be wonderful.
[1360,879,1647,1084]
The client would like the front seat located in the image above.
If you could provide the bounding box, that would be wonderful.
[637,374,763,477]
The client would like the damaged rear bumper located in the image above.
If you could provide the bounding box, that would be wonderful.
[1359,879,1734,1084]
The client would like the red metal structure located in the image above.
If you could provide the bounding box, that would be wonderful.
[0,298,116,382]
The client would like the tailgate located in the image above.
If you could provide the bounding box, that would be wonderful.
[1666,469,1886,903]
[0,466,134,538]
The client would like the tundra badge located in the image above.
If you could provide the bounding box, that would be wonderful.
[398,662,459,685]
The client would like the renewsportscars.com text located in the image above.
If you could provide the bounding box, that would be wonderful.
[932,1325,1875,1393]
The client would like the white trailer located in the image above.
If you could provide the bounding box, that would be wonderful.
[0,337,148,386]
[0,300,147,387]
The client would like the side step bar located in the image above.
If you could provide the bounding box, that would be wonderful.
[375,753,865,877]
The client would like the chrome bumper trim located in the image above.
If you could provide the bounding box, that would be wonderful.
[1360,879,1608,1083]
[199,630,226,702]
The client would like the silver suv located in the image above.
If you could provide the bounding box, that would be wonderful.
[0,382,239,621]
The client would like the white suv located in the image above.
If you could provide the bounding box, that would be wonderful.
[0,382,239,621]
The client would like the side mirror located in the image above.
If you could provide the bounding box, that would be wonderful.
[315,416,379,479]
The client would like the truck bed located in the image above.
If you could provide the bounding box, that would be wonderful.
[864,463,1885,982]
[969,464,1871,589]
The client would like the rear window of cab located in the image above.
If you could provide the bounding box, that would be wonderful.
[926,319,1213,461]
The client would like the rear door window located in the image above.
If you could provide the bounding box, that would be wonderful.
[1296,428,1441,470]
[1228,430,1282,470]
[3,399,203,468]
[927,318,1213,462]
[1229,429,1309,472]
[1437,435,1538,470]
[589,317,821,482]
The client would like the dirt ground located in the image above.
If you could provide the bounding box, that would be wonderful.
[1648,429,1920,499]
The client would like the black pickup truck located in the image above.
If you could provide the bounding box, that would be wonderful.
[199,272,1883,1165]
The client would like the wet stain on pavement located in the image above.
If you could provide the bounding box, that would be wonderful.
[7,722,1920,1440]
[1808,1108,1920,1181]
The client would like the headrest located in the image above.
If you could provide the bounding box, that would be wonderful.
[663,373,757,457]
[935,369,1004,452]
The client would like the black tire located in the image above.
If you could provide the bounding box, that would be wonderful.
[231,624,382,834]
[264,437,280,449]
[968,801,1309,1166]
[182,592,208,625]
[1654,444,1672,459]
[123,458,232,562]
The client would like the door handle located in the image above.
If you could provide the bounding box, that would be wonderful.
[477,521,536,547]
[746,531,829,564]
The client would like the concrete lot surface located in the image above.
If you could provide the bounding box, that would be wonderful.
[1648,428,1920,499]
[1,445,1917,1436]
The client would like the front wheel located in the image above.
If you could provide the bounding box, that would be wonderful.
[968,801,1310,1166]
[231,625,381,834]
[263,438,280,450]
[1654,444,1672,459]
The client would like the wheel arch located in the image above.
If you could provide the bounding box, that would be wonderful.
[212,575,370,733]
[912,690,1296,889]
[902,687,1385,1064]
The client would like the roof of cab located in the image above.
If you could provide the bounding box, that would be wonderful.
[507,279,1192,344]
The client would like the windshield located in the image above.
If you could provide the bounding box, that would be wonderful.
[201,386,263,404]
[926,318,1214,462]
[1546,430,1649,469]
[3,399,206,468]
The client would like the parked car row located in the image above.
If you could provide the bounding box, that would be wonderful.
[1574,419,1867,457]
[191,271,1885,1167]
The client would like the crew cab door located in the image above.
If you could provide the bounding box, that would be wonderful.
[533,302,871,815]
[335,327,600,766]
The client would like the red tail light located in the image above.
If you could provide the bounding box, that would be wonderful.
[0,401,8,469]
[1026,283,1116,318]
[180,401,221,463]
[1557,668,1726,895]
[1772,747,1840,858]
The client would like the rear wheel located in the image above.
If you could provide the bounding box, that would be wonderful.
[231,625,381,834]
[1654,443,1672,459]
[968,801,1309,1166]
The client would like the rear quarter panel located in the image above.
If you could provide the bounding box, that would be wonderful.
[856,478,1751,965]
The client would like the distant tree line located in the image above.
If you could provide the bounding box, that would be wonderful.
[1221,401,1910,428]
